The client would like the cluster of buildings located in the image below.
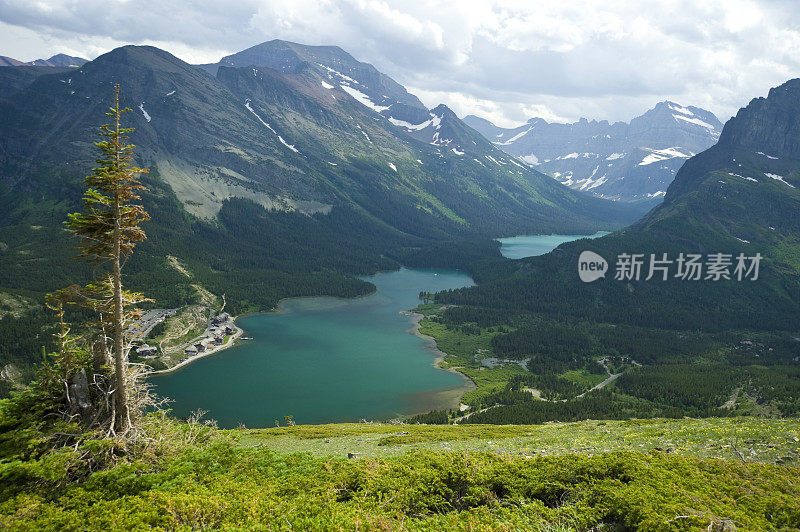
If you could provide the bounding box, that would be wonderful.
[129,309,179,360]
[126,308,178,341]
[183,312,236,358]
[135,344,158,358]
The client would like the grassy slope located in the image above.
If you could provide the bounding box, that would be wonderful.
[2,417,798,531]
[238,417,800,464]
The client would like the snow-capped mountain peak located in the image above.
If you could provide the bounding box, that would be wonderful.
[464,101,723,201]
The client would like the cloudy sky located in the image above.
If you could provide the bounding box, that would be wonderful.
[1,0,798,127]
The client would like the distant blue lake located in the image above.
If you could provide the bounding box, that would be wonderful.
[497,232,608,259]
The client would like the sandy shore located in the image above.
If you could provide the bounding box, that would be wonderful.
[402,310,476,409]
[148,322,244,376]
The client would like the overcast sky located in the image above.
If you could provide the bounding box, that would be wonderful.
[1,0,798,127]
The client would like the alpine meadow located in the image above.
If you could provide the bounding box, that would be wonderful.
[0,2,799,531]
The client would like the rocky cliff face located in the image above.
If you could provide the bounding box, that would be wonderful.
[200,39,426,111]
[652,78,800,211]
[464,101,723,201]
[716,79,800,160]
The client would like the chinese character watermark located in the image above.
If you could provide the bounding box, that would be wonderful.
[579,251,761,283]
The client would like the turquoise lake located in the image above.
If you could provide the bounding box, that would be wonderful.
[151,268,475,428]
[152,235,598,428]
[497,232,607,259]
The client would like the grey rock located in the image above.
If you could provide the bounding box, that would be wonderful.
[68,369,93,422]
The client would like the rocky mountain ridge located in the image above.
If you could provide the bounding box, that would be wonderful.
[464,101,723,201]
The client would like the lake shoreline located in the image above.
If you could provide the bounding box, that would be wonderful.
[496,232,609,260]
[148,321,245,376]
[146,267,464,380]
[263,284,380,316]
[246,265,469,318]
[152,268,477,426]
[151,287,384,377]
[150,302,475,417]
[494,230,610,239]
[402,310,477,409]
[150,238,594,424]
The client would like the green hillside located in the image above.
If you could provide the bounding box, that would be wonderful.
[1,410,798,530]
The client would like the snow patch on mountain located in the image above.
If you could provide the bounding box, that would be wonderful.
[245,99,277,134]
[245,99,300,153]
[673,114,716,130]
[668,103,694,117]
[578,166,607,191]
[586,175,607,190]
[356,124,372,143]
[496,127,532,145]
[316,63,358,84]
[430,129,453,146]
[389,114,438,131]
[638,147,692,166]
[340,85,389,112]
[765,173,796,188]
[277,136,299,153]
[729,172,759,182]
[138,103,151,122]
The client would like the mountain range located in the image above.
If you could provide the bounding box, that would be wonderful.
[0,53,89,98]
[0,53,88,67]
[0,40,646,376]
[0,41,639,236]
[444,78,800,332]
[464,102,723,201]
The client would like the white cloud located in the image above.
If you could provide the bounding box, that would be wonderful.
[1,0,799,125]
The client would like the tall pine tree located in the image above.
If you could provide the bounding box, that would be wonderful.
[63,84,150,435]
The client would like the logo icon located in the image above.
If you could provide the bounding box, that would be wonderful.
[578,251,608,283]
